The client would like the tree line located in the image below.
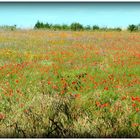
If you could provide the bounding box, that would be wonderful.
[0,25,17,31]
[0,22,140,32]
[34,21,140,32]
[34,21,122,31]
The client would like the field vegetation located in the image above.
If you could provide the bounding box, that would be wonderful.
[0,29,140,137]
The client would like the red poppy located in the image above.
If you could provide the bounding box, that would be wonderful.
[15,79,19,83]
[136,108,139,112]
[48,81,51,85]
[96,101,101,107]
[104,87,109,91]
[52,85,58,90]
[101,103,109,108]
[131,96,136,101]
[72,81,76,85]
[74,94,81,98]
[0,113,6,120]
[61,90,65,94]
[132,103,136,107]
[132,123,139,127]
[121,96,127,100]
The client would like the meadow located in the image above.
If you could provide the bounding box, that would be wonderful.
[0,30,140,137]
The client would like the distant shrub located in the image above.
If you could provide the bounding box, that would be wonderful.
[0,25,17,31]
[34,21,50,29]
[92,25,100,30]
[70,22,84,31]
[44,23,51,29]
[61,24,70,30]
[52,24,62,30]
[84,25,91,30]
[115,27,122,31]
[106,27,122,32]
[127,24,138,32]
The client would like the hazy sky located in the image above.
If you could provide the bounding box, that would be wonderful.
[0,3,140,28]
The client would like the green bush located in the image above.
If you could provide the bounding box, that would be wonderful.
[70,22,84,31]
[92,25,100,30]
[127,24,138,32]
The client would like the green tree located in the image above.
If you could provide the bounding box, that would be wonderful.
[34,21,46,29]
[115,27,122,31]
[70,22,83,31]
[85,25,91,30]
[92,25,99,30]
[127,24,138,32]
[61,24,70,30]
[52,24,62,30]
[34,21,42,29]
[44,23,50,29]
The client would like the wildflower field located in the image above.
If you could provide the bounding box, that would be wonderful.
[0,30,140,137]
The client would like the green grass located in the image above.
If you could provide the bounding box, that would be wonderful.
[0,30,140,137]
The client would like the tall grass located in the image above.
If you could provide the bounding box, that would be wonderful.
[0,30,140,137]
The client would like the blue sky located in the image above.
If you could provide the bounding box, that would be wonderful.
[0,3,140,28]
